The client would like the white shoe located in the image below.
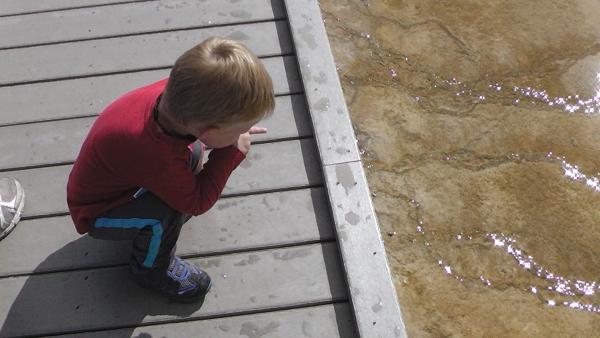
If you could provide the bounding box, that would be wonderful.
[0,178,25,240]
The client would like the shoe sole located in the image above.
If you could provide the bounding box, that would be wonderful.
[0,180,25,241]
[168,279,212,304]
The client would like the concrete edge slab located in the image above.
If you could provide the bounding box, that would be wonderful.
[283,0,359,166]
[324,162,407,338]
[283,0,408,337]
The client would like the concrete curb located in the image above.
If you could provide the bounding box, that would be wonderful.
[283,1,408,337]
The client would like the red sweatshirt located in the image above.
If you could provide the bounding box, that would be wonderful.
[67,79,245,234]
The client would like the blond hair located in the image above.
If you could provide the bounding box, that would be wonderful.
[164,37,275,126]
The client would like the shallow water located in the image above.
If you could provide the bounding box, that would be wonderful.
[319,0,600,336]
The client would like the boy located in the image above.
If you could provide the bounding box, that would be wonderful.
[67,37,275,303]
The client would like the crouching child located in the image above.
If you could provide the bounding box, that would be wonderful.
[67,37,275,303]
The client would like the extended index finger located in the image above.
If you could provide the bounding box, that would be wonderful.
[249,126,268,134]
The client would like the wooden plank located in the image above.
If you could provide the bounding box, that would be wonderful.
[5,139,322,218]
[0,94,310,170]
[0,118,92,169]
[0,0,285,49]
[0,0,144,17]
[0,188,333,276]
[0,55,302,126]
[222,139,322,194]
[284,0,360,166]
[59,304,357,338]
[0,20,292,85]
[324,162,406,338]
[0,243,346,337]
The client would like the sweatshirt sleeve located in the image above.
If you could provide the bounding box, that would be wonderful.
[182,145,246,215]
[147,145,246,216]
[107,135,246,215]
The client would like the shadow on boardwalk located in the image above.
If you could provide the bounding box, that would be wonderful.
[1,237,204,338]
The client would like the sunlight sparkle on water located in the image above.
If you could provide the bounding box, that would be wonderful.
[493,238,505,247]
[437,73,600,114]
[510,83,600,113]
[411,155,600,314]
[488,232,600,298]
[560,159,600,192]
[406,153,600,314]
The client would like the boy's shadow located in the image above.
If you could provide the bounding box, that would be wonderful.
[1,237,203,338]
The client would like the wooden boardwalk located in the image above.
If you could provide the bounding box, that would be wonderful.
[0,1,405,337]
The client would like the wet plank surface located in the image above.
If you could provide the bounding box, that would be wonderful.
[0,0,357,337]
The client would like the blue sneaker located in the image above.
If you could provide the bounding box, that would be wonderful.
[165,256,212,302]
[132,256,212,303]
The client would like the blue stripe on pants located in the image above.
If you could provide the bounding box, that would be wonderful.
[94,217,163,268]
